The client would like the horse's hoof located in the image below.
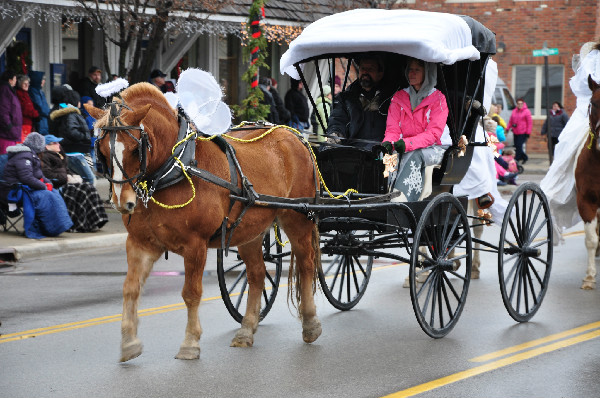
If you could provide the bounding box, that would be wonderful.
[471,269,480,279]
[230,329,254,347]
[175,345,200,360]
[120,338,143,362]
[452,260,462,271]
[302,318,322,343]
[581,281,596,290]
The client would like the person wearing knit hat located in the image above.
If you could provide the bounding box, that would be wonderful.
[0,132,74,238]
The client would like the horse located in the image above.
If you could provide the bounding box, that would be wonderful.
[575,75,600,290]
[86,82,322,361]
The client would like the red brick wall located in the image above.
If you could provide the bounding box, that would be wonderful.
[394,0,599,153]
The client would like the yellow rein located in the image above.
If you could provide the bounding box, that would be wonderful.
[136,122,359,209]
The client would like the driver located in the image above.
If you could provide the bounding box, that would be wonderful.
[326,54,393,150]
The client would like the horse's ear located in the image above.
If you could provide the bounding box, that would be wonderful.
[84,103,105,120]
[130,104,152,125]
[588,75,600,93]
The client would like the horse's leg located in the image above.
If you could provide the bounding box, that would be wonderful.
[582,216,599,290]
[120,238,162,362]
[281,214,322,343]
[230,234,266,348]
[176,241,208,359]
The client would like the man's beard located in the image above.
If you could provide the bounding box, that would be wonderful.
[360,75,375,90]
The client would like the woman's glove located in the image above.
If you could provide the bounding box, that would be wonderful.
[394,139,406,155]
[382,141,394,154]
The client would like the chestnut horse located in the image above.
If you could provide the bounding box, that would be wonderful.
[575,75,600,289]
[87,83,322,361]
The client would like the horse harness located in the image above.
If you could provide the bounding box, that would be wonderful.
[97,100,319,253]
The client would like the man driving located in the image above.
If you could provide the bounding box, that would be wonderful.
[326,54,393,149]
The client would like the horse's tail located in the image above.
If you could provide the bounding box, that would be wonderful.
[287,223,321,319]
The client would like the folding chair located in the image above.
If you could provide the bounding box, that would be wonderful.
[0,154,23,234]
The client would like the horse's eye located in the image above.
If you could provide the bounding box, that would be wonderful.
[132,147,140,157]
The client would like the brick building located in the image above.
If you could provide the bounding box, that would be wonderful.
[398,0,600,153]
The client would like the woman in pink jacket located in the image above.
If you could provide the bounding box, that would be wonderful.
[507,97,532,164]
[382,57,449,201]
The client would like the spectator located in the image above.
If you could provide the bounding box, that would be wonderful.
[285,78,310,131]
[258,77,279,124]
[507,97,532,164]
[314,84,332,141]
[327,54,392,149]
[489,103,507,129]
[49,86,95,185]
[28,71,50,136]
[78,66,106,108]
[382,57,448,201]
[333,75,342,96]
[270,78,290,125]
[0,132,73,238]
[541,101,569,157]
[40,134,108,232]
[0,70,22,154]
[491,115,505,143]
[15,74,39,143]
[150,69,175,93]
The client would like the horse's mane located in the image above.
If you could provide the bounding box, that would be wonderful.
[121,82,177,120]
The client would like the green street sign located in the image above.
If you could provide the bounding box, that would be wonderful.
[532,48,559,57]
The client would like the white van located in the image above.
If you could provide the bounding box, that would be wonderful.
[491,77,516,145]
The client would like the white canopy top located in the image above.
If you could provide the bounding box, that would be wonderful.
[280,9,481,80]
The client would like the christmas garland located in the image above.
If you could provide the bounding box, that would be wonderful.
[234,0,270,122]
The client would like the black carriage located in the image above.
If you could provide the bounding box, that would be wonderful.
[217,9,553,338]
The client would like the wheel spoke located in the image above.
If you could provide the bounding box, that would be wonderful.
[227,269,247,295]
[224,260,244,274]
[352,255,368,277]
[235,279,248,310]
[430,273,439,327]
[442,213,461,251]
[508,218,524,247]
[442,272,462,302]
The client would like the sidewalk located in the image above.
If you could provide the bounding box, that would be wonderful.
[0,178,127,263]
[0,152,551,264]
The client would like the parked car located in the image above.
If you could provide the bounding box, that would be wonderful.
[492,77,516,145]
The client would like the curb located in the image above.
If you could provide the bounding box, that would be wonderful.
[9,233,128,261]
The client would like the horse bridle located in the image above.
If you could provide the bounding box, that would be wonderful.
[96,100,152,190]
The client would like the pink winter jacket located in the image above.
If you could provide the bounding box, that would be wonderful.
[507,102,532,135]
[383,88,449,152]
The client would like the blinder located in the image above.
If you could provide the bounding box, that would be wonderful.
[96,102,152,188]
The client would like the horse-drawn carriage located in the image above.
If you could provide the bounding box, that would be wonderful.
[88,9,554,361]
[217,9,553,338]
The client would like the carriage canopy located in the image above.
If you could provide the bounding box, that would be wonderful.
[280,9,496,79]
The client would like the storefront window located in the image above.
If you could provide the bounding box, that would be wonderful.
[513,64,564,117]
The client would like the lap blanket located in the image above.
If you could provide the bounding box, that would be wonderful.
[7,186,73,239]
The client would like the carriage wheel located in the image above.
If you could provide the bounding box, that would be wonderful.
[318,229,374,310]
[498,182,552,322]
[410,193,472,338]
[217,227,284,323]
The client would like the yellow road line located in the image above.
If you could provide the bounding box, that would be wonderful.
[383,328,600,398]
[470,320,600,362]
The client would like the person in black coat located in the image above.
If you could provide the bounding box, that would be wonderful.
[285,78,310,131]
[77,66,106,108]
[326,56,392,150]
[541,101,569,157]
[258,77,279,124]
[270,78,290,125]
[48,86,95,184]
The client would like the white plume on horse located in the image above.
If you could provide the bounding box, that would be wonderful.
[95,78,129,98]
[176,68,232,135]
[164,91,179,110]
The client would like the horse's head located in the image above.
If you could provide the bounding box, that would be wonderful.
[86,83,178,214]
[589,75,600,151]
